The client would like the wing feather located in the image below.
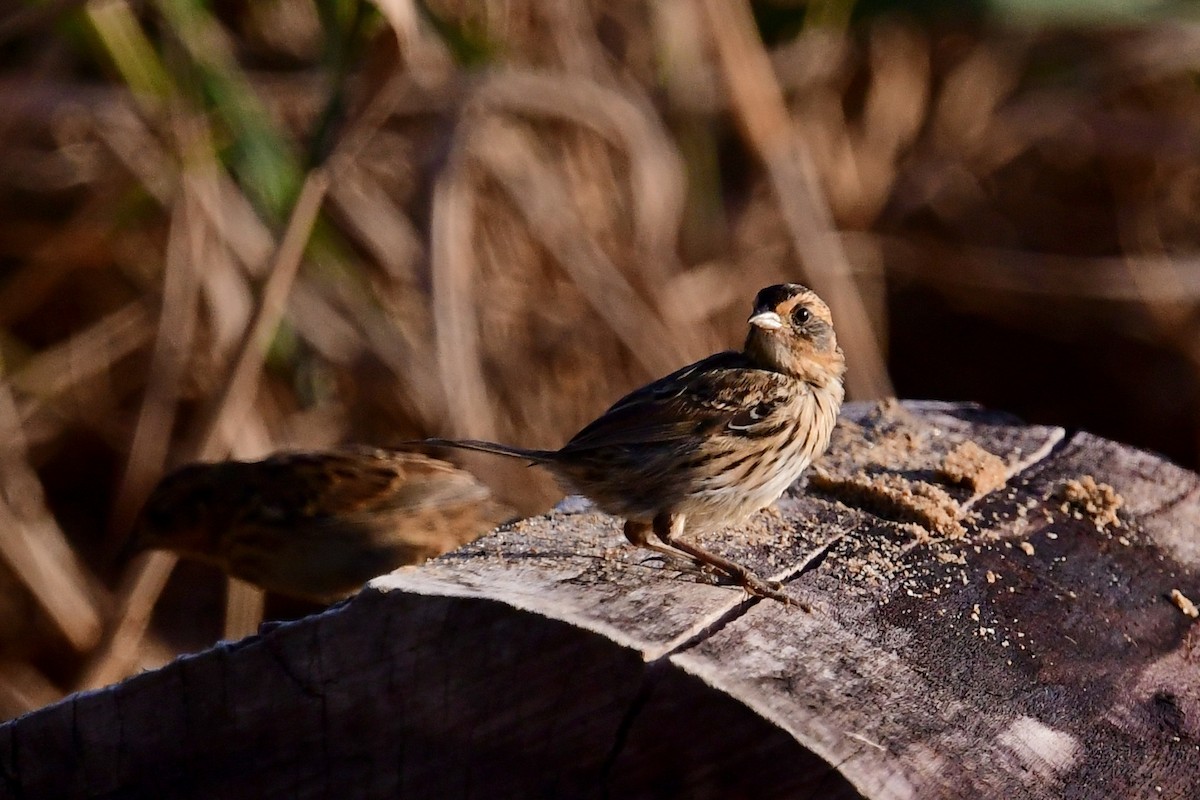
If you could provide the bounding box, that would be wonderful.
[235,449,490,526]
[559,351,798,454]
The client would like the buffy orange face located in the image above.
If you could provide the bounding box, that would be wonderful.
[743,283,843,384]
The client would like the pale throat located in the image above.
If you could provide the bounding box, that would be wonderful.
[744,329,844,386]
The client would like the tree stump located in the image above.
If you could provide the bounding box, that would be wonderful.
[2,401,1199,799]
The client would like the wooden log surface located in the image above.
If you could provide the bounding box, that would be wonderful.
[2,400,1199,799]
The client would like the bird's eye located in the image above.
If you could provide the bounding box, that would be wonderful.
[791,306,811,326]
[144,502,175,529]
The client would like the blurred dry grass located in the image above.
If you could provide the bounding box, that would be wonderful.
[1,0,1200,718]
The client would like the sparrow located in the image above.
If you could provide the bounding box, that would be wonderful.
[427,283,846,604]
[126,448,515,602]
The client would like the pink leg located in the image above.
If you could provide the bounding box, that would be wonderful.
[650,512,800,607]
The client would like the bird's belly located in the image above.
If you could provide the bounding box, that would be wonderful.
[676,452,811,531]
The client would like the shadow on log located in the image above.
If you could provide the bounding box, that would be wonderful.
[2,401,1199,799]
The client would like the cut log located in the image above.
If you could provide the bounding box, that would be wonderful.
[2,401,1198,799]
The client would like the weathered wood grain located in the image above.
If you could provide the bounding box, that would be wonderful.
[1,401,1197,799]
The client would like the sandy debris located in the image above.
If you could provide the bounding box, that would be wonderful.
[810,468,966,538]
[1057,476,1124,531]
[937,440,1008,496]
[811,403,1021,540]
[1170,589,1199,619]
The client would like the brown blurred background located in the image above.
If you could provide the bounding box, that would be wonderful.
[2,0,1199,719]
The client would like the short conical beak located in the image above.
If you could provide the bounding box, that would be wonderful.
[748,311,783,330]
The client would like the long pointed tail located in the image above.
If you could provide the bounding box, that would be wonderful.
[423,438,556,464]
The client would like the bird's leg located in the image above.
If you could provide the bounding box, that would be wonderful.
[623,520,706,571]
[651,512,797,606]
[621,519,653,547]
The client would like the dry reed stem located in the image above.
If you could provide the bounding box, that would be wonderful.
[431,67,697,442]
[542,0,619,82]
[223,578,266,641]
[700,0,893,400]
[92,103,176,204]
[286,280,366,365]
[0,658,63,718]
[192,175,276,277]
[318,66,450,431]
[472,118,695,374]
[354,305,445,434]
[91,92,375,386]
[0,501,102,653]
[106,175,205,543]
[76,550,175,690]
[0,379,103,653]
[329,173,424,280]
[471,70,687,280]
[371,0,454,88]
[6,303,153,415]
[95,100,281,276]
[430,135,490,438]
[191,168,331,460]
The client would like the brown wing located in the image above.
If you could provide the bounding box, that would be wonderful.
[559,351,796,455]
[236,449,496,525]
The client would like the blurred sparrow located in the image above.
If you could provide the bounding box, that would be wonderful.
[428,284,845,603]
[128,448,514,602]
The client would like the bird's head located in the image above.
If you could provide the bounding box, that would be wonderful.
[122,463,230,563]
[743,283,845,384]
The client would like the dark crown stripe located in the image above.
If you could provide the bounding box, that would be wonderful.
[752,283,808,313]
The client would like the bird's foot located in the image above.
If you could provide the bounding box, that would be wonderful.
[737,572,806,609]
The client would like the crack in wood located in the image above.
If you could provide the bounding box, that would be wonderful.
[655,594,765,663]
[785,534,845,581]
[261,630,326,700]
[1131,477,1200,523]
[2,715,18,798]
[597,660,666,797]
